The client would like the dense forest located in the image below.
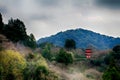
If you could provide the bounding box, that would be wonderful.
[37,28,120,50]
[0,13,120,80]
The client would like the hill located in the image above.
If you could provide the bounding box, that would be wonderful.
[37,28,120,50]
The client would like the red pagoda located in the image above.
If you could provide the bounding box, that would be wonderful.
[85,49,92,59]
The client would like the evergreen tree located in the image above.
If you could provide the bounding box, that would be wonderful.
[103,45,120,80]
[102,58,120,80]
[0,13,4,33]
[113,45,120,53]
[4,18,27,42]
[42,43,52,61]
[22,34,37,49]
[64,39,76,49]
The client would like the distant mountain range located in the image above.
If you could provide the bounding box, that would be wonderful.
[37,28,120,50]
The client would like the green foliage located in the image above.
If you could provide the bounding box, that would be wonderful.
[22,34,37,49]
[102,59,120,80]
[104,54,112,65]
[38,42,54,49]
[0,50,26,80]
[41,43,53,61]
[0,13,4,34]
[0,13,37,49]
[23,63,49,80]
[26,53,35,60]
[3,18,27,42]
[90,59,103,66]
[111,48,120,60]
[23,54,59,80]
[102,45,120,80]
[64,39,76,49]
[56,49,74,65]
[113,45,120,53]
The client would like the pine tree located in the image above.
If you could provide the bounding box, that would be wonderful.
[0,13,4,33]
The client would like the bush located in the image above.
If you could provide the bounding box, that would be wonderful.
[0,50,26,80]
[56,49,74,65]
[41,44,53,61]
[90,58,104,66]
[42,48,52,60]
[23,63,49,80]
[102,45,120,80]
[26,53,35,60]
[23,54,60,80]
[104,54,112,65]
[102,60,120,80]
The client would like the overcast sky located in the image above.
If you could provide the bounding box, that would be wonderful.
[0,0,120,40]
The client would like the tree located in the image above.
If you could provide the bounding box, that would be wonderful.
[56,49,74,65]
[0,13,4,33]
[64,39,76,49]
[113,45,120,53]
[102,59,120,80]
[42,43,52,61]
[3,18,27,42]
[22,34,37,49]
[102,45,120,80]
[112,45,120,60]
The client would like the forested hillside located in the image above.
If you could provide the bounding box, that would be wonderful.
[38,29,120,50]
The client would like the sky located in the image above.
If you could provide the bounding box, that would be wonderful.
[0,0,120,40]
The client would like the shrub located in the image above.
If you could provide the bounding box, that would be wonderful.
[41,44,53,61]
[56,49,74,65]
[0,50,26,80]
[102,61,120,80]
[104,54,112,65]
[26,53,35,60]
[102,45,120,80]
[23,54,60,80]
[42,47,52,60]
[90,59,103,66]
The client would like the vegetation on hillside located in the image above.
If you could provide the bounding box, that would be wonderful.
[0,13,60,80]
[37,28,120,50]
[64,39,76,49]
[0,50,26,80]
[23,53,59,80]
[1,12,120,80]
[102,45,120,80]
[56,49,74,65]
[0,13,37,49]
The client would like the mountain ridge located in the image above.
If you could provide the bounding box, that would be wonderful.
[37,28,120,50]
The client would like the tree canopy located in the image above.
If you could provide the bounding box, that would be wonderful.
[56,49,74,65]
[0,13,4,33]
[64,39,76,49]
[102,45,120,80]
[3,18,27,42]
[0,13,37,49]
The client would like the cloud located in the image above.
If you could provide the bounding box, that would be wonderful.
[29,14,53,21]
[0,6,8,14]
[96,0,120,9]
[0,0,120,39]
[35,0,60,7]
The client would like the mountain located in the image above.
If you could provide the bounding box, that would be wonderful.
[37,28,120,50]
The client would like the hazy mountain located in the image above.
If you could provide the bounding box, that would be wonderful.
[37,28,120,50]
